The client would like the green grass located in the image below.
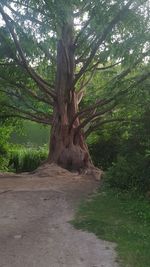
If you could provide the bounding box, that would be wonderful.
[73,188,150,267]
[9,145,48,172]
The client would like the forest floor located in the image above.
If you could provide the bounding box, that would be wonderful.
[0,164,119,267]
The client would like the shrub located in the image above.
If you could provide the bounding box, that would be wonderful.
[89,138,119,170]
[87,131,120,170]
[106,153,150,192]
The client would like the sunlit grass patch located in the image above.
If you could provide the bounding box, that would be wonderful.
[73,189,150,267]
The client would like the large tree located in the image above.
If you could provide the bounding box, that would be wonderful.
[0,0,149,172]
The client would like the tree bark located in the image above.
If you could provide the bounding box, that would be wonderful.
[48,18,93,171]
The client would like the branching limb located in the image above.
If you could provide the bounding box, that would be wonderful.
[0,103,52,125]
[88,60,122,72]
[85,118,139,137]
[0,76,54,106]
[73,0,134,85]
[0,114,50,125]
[69,98,113,130]
[0,6,56,99]
[72,50,150,127]
[76,69,150,133]
[78,68,96,91]
[5,3,43,25]
[76,103,117,133]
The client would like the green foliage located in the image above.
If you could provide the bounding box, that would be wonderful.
[106,154,150,192]
[9,145,48,172]
[88,132,119,170]
[0,119,49,172]
[11,121,49,146]
[0,123,13,171]
[73,188,150,267]
[105,110,150,192]
[0,0,149,126]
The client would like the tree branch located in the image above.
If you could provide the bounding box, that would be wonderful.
[85,118,139,137]
[0,114,50,125]
[5,3,43,25]
[74,16,92,45]
[73,0,134,85]
[37,42,55,63]
[76,69,150,133]
[111,50,150,84]
[0,103,52,125]
[72,49,150,126]
[0,6,56,99]
[78,68,96,91]
[0,76,54,106]
[69,98,113,130]
[88,60,122,72]
[75,103,117,134]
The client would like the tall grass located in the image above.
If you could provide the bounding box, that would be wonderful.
[9,145,48,172]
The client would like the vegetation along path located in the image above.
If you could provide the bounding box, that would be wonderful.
[0,164,118,267]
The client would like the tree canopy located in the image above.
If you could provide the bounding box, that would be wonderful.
[0,0,150,170]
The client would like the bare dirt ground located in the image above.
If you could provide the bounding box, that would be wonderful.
[0,164,119,267]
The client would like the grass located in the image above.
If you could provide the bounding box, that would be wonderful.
[9,145,48,172]
[73,188,150,267]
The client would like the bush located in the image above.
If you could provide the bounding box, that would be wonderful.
[106,153,150,192]
[87,131,120,170]
[9,145,48,172]
[89,138,119,170]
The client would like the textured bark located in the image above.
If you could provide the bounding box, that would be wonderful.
[48,18,93,171]
[48,82,93,170]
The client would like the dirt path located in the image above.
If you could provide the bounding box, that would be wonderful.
[0,164,119,267]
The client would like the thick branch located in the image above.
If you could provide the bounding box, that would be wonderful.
[76,103,117,134]
[69,98,112,130]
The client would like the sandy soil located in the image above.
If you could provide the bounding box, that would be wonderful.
[0,164,119,267]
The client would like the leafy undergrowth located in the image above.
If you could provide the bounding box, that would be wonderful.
[73,188,150,267]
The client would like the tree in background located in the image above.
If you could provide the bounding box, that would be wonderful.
[0,0,149,172]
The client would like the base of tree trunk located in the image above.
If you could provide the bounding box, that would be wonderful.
[49,145,90,171]
[48,114,103,180]
[40,161,103,181]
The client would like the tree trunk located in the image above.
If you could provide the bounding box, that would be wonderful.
[48,17,93,172]
[48,96,93,171]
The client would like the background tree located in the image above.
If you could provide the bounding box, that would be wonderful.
[0,0,149,171]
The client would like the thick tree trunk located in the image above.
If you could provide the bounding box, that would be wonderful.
[48,95,93,171]
[48,124,92,172]
[47,17,93,172]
